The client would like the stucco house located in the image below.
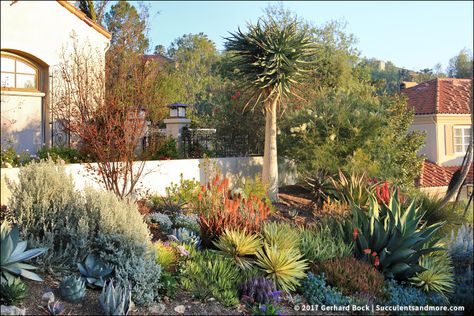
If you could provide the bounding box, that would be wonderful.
[1,0,111,154]
[402,78,473,199]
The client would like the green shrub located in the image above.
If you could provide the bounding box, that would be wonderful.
[153,241,177,271]
[299,226,353,262]
[0,145,34,167]
[262,222,300,251]
[0,277,28,305]
[340,192,444,280]
[152,137,179,160]
[313,256,385,298]
[37,146,86,163]
[180,250,241,306]
[162,174,200,205]
[299,273,351,306]
[8,160,150,272]
[328,171,375,208]
[94,234,162,306]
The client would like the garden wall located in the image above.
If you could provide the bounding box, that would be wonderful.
[0,157,298,205]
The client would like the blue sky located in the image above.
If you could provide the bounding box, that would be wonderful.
[144,1,473,71]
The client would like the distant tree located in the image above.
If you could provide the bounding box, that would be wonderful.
[225,18,316,200]
[447,48,473,78]
[79,0,97,21]
[154,44,166,56]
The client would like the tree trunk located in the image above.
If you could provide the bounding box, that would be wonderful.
[262,98,279,201]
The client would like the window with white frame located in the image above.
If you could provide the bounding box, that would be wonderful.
[1,53,39,91]
[454,126,472,153]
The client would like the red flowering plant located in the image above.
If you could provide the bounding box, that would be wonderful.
[373,180,406,205]
[195,174,270,248]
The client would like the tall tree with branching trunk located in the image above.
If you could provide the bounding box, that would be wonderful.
[224,18,316,201]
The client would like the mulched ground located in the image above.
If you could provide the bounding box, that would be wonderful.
[14,185,321,315]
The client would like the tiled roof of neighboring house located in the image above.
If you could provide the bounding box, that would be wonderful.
[57,1,111,40]
[401,78,472,115]
[142,54,173,64]
[417,160,473,187]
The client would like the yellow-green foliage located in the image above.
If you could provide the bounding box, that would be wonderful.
[262,222,300,250]
[214,229,262,270]
[8,160,150,271]
[153,241,177,271]
[255,243,308,292]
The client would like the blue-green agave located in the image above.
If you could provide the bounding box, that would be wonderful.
[77,254,113,288]
[99,280,132,315]
[344,192,444,280]
[59,276,86,303]
[1,221,47,282]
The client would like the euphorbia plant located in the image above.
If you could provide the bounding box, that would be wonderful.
[196,174,270,248]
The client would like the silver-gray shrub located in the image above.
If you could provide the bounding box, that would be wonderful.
[8,160,150,273]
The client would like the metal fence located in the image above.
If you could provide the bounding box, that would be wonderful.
[181,127,263,158]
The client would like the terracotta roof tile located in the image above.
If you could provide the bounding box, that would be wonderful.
[401,78,471,115]
[417,160,473,187]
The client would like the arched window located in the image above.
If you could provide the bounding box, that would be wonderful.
[1,53,39,91]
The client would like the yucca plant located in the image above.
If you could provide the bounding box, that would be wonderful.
[255,243,308,292]
[1,220,47,282]
[410,240,454,301]
[262,222,300,250]
[77,254,113,288]
[99,280,132,315]
[344,192,444,280]
[214,229,262,270]
[225,17,316,201]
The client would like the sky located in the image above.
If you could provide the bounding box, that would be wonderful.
[143,1,473,72]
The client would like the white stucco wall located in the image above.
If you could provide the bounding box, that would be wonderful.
[409,115,437,162]
[1,1,109,67]
[0,157,298,205]
[435,115,472,167]
[1,1,109,153]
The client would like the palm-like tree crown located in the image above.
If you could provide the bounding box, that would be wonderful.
[225,18,316,106]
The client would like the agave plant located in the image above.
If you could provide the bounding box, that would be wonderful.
[345,192,444,280]
[255,243,308,292]
[77,254,113,288]
[59,276,86,303]
[214,229,262,270]
[47,301,66,315]
[303,169,333,207]
[99,280,132,315]
[1,220,47,282]
[168,227,201,248]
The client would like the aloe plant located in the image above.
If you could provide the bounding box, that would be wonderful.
[345,192,444,280]
[77,254,113,288]
[1,221,47,282]
[99,280,132,315]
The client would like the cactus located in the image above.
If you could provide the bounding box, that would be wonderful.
[77,254,113,288]
[59,276,86,303]
[99,280,131,315]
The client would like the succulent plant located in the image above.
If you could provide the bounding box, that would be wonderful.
[214,229,262,270]
[47,301,65,315]
[77,254,113,288]
[59,276,86,303]
[0,277,28,305]
[99,280,132,316]
[168,227,201,248]
[238,277,276,304]
[147,212,173,233]
[1,221,47,282]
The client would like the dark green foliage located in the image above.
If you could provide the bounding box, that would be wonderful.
[94,234,162,306]
[302,170,333,207]
[299,273,351,305]
[238,277,276,304]
[0,277,28,305]
[159,271,179,299]
[152,137,179,160]
[79,0,97,21]
[314,257,385,298]
[59,276,86,303]
[180,250,241,306]
[37,146,86,163]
